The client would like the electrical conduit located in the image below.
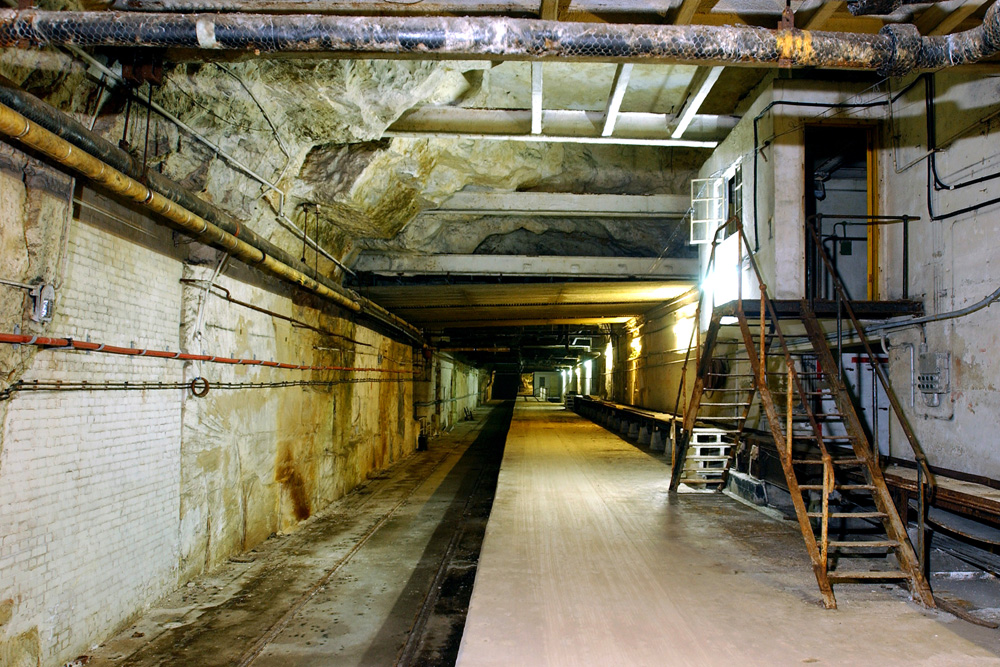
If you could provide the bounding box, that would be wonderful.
[0,98,423,343]
[0,332,414,373]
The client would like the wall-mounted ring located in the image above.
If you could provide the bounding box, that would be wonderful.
[190,377,210,397]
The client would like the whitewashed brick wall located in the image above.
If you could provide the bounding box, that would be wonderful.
[1,196,419,666]
[0,217,184,665]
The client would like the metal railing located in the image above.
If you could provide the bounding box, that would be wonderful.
[802,216,936,496]
[806,213,918,302]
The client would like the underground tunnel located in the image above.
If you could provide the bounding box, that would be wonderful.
[2,0,1000,664]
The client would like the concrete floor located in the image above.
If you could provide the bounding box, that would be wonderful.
[85,400,1000,667]
[87,403,511,667]
[457,402,1000,666]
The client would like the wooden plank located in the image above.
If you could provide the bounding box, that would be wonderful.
[915,0,990,35]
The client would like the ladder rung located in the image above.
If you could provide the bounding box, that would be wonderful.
[792,458,865,466]
[792,435,854,441]
[798,484,876,491]
[700,402,752,407]
[707,373,756,377]
[807,512,887,519]
[779,413,843,419]
[828,540,899,549]
[679,478,725,484]
[686,456,731,462]
[827,571,910,581]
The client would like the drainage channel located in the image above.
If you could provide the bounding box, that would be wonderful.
[395,399,514,666]
[86,401,513,667]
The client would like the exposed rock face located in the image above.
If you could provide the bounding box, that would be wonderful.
[293,137,705,254]
[0,50,705,269]
[473,221,692,258]
[363,213,693,258]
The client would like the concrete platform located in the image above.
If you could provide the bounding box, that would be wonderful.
[458,403,1000,666]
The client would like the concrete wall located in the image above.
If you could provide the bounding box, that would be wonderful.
[641,72,1000,483]
[413,352,482,436]
[879,71,1000,480]
[0,155,422,666]
[532,372,561,399]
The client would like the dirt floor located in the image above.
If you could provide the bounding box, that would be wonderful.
[457,402,1000,667]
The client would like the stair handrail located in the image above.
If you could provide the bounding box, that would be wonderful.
[802,217,937,495]
[730,220,833,464]
[670,219,729,426]
[668,219,731,488]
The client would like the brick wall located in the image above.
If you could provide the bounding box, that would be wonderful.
[0,181,421,666]
[0,211,184,664]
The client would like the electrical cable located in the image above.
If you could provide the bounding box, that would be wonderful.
[0,376,408,401]
[923,74,1000,221]
[180,278,374,348]
[0,332,414,374]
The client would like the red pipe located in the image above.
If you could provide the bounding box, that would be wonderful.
[0,332,414,374]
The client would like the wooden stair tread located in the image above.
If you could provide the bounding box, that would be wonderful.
[792,458,866,466]
[827,571,910,581]
[828,539,899,549]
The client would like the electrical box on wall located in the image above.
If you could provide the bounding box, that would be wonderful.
[917,349,950,408]
[30,284,55,323]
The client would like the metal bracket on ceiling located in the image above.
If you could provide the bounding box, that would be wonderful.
[779,2,797,69]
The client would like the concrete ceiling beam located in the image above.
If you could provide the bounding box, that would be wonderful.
[531,61,544,134]
[916,0,990,35]
[601,63,634,137]
[353,253,699,279]
[797,0,844,30]
[539,0,559,20]
[670,65,724,139]
[386,107,734,146]
[428,191,691,216]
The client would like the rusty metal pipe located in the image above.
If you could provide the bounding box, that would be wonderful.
[0,99,364,311]
[0,97,425,342]
[0,75,342,288]
[0,8,998,73]
[0,332,414,373]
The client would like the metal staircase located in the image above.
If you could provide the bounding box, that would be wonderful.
[670,217,936,609]
[670,311,770,491]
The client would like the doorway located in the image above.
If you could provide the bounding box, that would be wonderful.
[804,125,878,301]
